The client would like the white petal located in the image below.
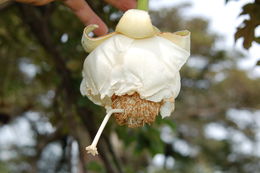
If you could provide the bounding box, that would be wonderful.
[157,30,190,53]
[81,25,116,53]
[115,9,156,39]
[160,101,175,118]
[80,34,189,108]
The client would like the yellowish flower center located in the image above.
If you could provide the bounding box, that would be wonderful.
[112,92,161,128]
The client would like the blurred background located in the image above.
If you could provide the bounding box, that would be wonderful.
[0,0,260,173]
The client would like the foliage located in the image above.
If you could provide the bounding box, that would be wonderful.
[227,0,260,49]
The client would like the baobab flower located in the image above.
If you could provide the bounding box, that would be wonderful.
[80,9,190,155]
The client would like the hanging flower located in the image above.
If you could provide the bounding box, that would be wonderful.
[81,9,190,155]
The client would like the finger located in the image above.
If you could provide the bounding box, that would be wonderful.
[77,10,108,36]
[63,0,108,36]
[104,0,136,11]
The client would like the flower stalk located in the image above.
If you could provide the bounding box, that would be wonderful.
[86,109,124,156]
[137,0,149,11]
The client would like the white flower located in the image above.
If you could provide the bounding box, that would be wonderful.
[81,9,190,118]
[81,9,190,155]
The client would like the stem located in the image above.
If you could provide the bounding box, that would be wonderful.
[86,109,124,156]
[137,0,149,11]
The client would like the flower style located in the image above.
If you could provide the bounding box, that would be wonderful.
[80,9,190,155]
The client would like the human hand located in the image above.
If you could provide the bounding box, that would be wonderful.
[15,0,136,36]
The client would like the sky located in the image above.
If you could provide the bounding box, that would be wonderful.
[150,0,260,77]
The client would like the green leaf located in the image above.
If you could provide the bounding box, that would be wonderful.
[255,37,260,43]
[134,126,164,156]
[116,126,137,146]
[86,161,105,173]
[234,2,260,49]
[235,20,255,49]
[240,3,255,16]
[157,116,176,131]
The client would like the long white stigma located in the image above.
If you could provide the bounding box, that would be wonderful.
[86,109,124,156]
